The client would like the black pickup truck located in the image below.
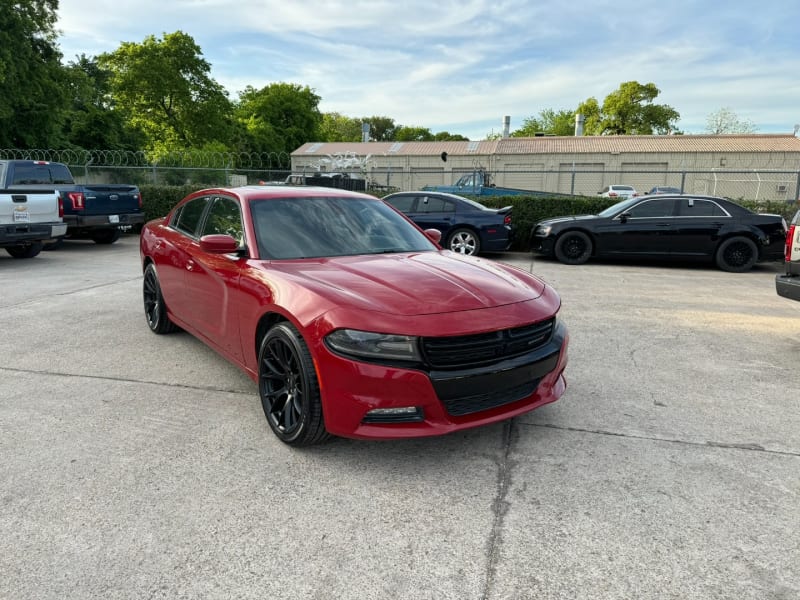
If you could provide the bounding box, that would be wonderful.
[0,160,143,245]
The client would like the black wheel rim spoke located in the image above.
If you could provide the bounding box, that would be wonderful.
[260,338,304,434]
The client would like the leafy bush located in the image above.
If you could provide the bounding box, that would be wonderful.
[140,184,205,221]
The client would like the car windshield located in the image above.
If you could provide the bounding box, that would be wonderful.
[250,195,438,259]
[597,197,641,217]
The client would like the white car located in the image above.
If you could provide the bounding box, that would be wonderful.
[776,210,800,301]
[599,184,638,199]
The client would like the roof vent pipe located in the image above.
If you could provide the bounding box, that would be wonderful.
[575,113,585,136]
[502,116,511,138]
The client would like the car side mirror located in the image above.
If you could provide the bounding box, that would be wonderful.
[200,234,240,254]
[424,228,442,244]
[619,212,630,224]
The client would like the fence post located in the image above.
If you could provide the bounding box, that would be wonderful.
[570,162,576,196]
[680,171,686,193]
[152,163,158,185]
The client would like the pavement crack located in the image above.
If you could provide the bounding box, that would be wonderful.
[2,276,142,309]
[0,366,254,396]
[481,418,517,600]
[526,422,800,457]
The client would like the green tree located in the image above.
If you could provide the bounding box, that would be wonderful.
[320,112,363,142]
[362,116,398,141]
[61,54,142,149]
[575,97,602,135]
[98,31,233,153]
[395,126,434,141]
[433,131,469,141]
[234,83,322,155]
[0,0,67,147]
[705,107,757,134]
[596,81,679,135]
[512,108,576,137]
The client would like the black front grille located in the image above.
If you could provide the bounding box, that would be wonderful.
[421,318,555,369]
[442,379,540,416]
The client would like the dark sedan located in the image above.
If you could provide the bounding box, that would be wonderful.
[382,191,512,255]
[531,194,787,272]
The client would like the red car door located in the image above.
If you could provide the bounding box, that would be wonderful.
[182,195,246,363]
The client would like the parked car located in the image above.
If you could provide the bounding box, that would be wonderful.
[599,184,638,199]
[776,209,800,301]
[0,189,66,258]
[647,186,683,195]
[382,191,512,255]
[530,194,787,272]
[140,186,568,446]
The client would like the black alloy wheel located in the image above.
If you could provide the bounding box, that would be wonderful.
[258,322,329,446]
[142,263,178,334]
[554,231,592,265]
[715,236,758,272]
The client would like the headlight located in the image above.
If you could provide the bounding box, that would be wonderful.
[536,225,552,236]
[325,329,421,362]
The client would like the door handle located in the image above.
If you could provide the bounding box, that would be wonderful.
[186,259,195,272]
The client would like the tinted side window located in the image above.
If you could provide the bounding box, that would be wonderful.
[384,195,415,212]
[678,199,728,217]
[627,199,677,218]
[11,163,74,185]
[202,197,244,245]
[419,196,455,213]
[174,197,210,236]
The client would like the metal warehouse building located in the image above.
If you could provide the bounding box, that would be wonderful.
[291,134,800,201]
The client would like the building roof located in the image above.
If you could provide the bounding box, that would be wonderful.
[293,134,800,157]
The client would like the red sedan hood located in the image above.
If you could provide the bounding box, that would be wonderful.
[263,252,545,316]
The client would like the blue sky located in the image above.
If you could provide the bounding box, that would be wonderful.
[55,0,800,140]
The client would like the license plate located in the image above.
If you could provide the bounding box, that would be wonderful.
[13,211,30,223]
[108,215,120,224]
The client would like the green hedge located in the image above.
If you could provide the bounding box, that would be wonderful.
[140,184,206,222]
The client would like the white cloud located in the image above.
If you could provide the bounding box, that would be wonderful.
[55,0,800,140]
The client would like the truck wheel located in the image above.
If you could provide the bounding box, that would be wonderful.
[715,236,758,272]
[554,231,592,265]
[6,242,43,259]
[91,229,121,245]
[447,228,481,255]
[143,264,178,334]
[258,323,330,446]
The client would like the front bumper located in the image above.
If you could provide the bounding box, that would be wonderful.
[530,235,556,256]
[315,320,569,439]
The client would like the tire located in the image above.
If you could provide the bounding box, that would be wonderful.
[142,263,178,334]
[258,322,330,446]
[715,236,758,272]
[91,228,121,245]
[554,231,592,265]
[6,242,43,259]
[447,228,481,255]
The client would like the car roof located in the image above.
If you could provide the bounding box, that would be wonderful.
[191,185,379,202]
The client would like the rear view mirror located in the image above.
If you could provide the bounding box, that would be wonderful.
[200,234,240,254]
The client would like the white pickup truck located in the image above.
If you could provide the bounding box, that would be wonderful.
[0,189,67,258]
[776,209,800,301]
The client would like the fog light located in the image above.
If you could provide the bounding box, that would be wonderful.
[362,406,424,424]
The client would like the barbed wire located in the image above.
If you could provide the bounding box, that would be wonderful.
[0,149,292,169]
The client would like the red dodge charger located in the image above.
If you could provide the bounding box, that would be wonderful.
[140,185,568,446]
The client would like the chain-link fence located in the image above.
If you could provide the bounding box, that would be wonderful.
[397,167,800,202]
[3,148,799,202]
